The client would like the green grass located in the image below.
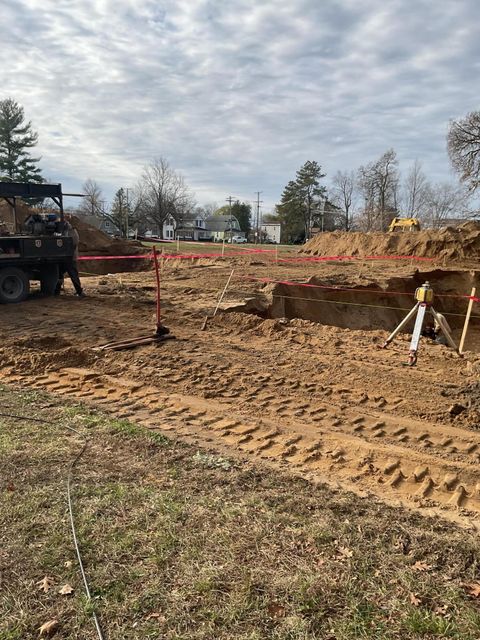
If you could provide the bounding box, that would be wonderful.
[1,386,480,639]
[141,239,297,256]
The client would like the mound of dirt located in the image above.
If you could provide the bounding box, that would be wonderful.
[68,215,150,274]
[0,200,33,230]
[302,221,480,261]
[70,214,146,255]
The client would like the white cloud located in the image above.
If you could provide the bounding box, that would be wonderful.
[2,0,479,209]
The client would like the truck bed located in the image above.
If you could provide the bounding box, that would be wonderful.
[0,235,74,265]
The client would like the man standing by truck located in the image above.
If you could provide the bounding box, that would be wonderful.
[55,218,85,297]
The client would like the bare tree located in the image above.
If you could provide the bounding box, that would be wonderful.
[331,170,356,231]
[77,178,104,217]
[136,158,193,237]
[448,110,480,191]
[201,202,218,218]
[402,160,430,218]
[357,149,399,231]
[424,182,469,229]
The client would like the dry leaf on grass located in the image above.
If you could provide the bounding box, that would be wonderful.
[146,612,166,623]
[38,619,59,636]
[267,602,286,619]
[58,583,74,595]
[409,593,421,606]
[434,604,449,616]
[412,561,432,571]
[36,576,54,593]
[337,546,353,559]
[64,560,72,569]
[465,582,480,598]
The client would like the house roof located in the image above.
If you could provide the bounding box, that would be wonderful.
[81,214,121,234]
[205,215,240,232]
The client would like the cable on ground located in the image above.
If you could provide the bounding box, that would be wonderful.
[267,293,480,319]
[0,411,104,640]
[238,274,479,302]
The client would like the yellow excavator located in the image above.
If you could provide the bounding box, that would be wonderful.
[388,217,421,232]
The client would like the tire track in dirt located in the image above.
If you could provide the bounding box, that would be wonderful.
[6,365,480,527]
[1,266,478,528]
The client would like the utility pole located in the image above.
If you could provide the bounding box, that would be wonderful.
[226,196,235,242]
[254,191,263,244]
[125,187,132,239]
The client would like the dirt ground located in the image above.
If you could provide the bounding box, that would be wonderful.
[2,250,480,530]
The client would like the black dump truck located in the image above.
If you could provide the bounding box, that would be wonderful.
[0,182,75,303]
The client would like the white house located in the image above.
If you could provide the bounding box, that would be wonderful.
[163,217,175,239]
[261,223,281,244]
[175,215,212,241]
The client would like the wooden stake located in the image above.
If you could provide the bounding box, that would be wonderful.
[222,237,225,257]
[201,268,235,330]
[275,244,278,264]
[176,237,180,252]
[459,287,476,354]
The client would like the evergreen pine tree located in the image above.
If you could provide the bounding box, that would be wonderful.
[0,98,43,182]
[276,161,326,241]
[110,188,133,236]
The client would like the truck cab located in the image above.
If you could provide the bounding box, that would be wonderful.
[0,182,75,303]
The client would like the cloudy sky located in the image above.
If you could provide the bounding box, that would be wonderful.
[3,0,479,211]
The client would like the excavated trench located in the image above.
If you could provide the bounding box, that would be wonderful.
[239,269,480,337]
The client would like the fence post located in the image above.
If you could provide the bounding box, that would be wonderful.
[459,287,476,354]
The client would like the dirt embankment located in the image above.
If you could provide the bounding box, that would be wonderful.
[70,215,150,274]
[302,222,480,262]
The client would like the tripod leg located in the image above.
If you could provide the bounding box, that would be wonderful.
[408,303,427,365]
[430,307,459,352]
[382,302,420,348]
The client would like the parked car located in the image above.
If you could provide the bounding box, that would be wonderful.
[230,235,248,244]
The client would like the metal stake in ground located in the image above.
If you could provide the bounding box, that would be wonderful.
[93,248,174,351]
[201,268,235,331]
[381,281,459,366]
[152,246,170,336]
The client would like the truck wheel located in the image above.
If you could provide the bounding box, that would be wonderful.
[0,267,30,303]
[40,265,60,296]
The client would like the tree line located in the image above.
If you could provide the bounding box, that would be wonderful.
[76,161,254,239]
[273,149,475,243]
[1,96,480,241]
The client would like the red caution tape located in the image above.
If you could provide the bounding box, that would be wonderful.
[78,251,435,263]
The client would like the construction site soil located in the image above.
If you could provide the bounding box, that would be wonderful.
[303,221,480,263]
[2,250,480,530]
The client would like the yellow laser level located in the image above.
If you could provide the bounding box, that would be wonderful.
[382,280,458,365]
[415,281,434,304]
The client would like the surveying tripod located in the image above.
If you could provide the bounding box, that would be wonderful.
[382,281,458,366]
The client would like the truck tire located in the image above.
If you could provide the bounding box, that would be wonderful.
[40,265,60,296]
[0,267,30,304]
